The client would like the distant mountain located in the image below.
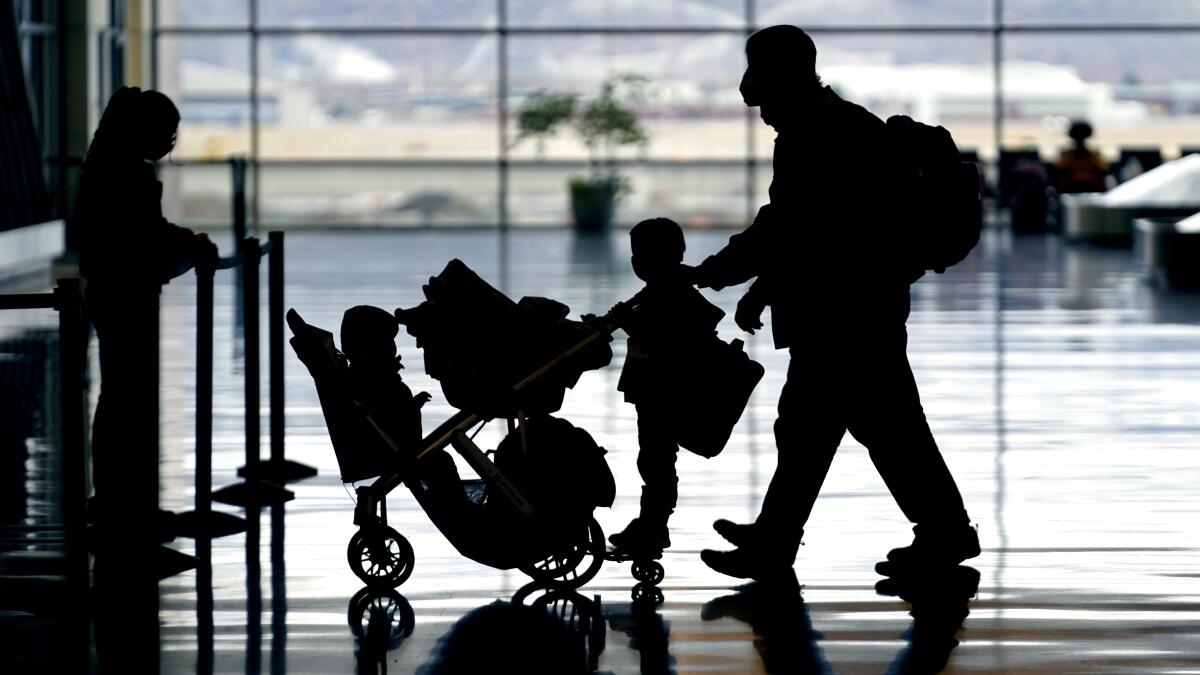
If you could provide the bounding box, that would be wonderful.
[169,0,1200,29]
[170,0,1200,92]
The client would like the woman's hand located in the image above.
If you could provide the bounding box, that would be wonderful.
[192,233,219,267]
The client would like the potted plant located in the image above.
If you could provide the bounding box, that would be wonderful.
[516,73,648,230]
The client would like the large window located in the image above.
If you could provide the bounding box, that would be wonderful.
[153,0,1200,228]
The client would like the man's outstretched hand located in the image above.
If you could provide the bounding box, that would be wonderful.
[735,292,766,335]
[414,391,432,408]
[680,263,705,287]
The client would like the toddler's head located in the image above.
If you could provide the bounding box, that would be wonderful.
[629,218,685,283]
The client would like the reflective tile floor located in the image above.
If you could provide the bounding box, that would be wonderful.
[7,228,1200,673]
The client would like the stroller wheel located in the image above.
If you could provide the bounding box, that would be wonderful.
[631,560,665,586]
[347,525,415,588]
[511,583,596,635]
[520,517,606,589]
[631,582,665,608]
[347,586,416,645]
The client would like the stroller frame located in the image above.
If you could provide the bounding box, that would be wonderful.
[292,309,617,591]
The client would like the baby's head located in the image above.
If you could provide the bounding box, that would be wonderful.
[341,305,400,369]
[629,218,685,283]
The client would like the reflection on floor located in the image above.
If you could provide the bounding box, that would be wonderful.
[5,229,1200,673]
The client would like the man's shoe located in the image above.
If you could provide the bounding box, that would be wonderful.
[713,519,758,548]
[701,547,792,583]
[887,523,980,568]
[608,518,670,551]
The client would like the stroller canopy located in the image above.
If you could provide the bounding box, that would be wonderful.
[401,259,612,418]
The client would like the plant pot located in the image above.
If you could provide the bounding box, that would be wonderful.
[569,180,618,231]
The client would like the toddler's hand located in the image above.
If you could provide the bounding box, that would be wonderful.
[608,301,633,321]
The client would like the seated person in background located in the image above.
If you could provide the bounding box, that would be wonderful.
[1056,120,1110,194]
[607,218,726,551]
[341,305,460,495]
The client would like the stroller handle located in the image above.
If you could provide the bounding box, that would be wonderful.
[511,320,615,394]
[510,290,646,394]
[577,290,643,334]
[509,292,643,395]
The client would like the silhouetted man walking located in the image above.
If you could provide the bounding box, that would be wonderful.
[695,25,979,580]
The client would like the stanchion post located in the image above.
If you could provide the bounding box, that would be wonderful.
[195,260,215,669]
[243,236,262,474]
[175,260,247,539]
[232,157,248,245]
[217,239,293,507]
[232,157,248,335]
[257,231,316,483]
[196,262,214,525]
[54,278,88,672]
[269,231,283,464]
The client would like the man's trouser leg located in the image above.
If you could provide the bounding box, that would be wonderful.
[635,403,679,526]
[754,354,847,564]
[846,333,970,529]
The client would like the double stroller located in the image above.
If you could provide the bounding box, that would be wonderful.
[289,260,621,590]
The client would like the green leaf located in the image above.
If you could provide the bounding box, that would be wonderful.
[515,91,578,140]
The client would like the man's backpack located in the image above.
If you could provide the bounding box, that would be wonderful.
[886,115,984,274]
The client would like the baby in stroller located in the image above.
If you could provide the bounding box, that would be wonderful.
[339,305,522,565]
[341,306,455,499]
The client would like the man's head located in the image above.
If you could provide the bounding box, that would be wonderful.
[341,305,400,367]
[741,25,824,130]
[629,218,685,283]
